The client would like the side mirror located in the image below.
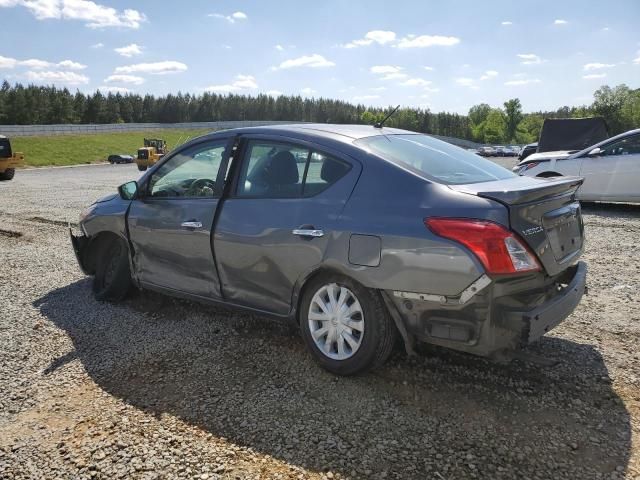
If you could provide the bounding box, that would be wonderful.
[118,181,138,200]
[587,147,602,157]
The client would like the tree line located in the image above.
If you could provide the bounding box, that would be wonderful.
[0,80,637,144]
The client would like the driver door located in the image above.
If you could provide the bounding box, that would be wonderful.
[127,138,232,299]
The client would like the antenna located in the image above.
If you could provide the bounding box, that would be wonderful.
[374,105,401,129]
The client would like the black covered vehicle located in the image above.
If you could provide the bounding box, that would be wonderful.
[108,154,134,164]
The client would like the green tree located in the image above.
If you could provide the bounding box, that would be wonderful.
[483,109,506,144]
[515,115,544,144]
[503,98,523,142]
[592,84,632,134]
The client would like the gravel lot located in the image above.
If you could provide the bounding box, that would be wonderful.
[1,161,639,479]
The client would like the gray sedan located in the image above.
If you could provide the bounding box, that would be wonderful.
[71,124,587,375]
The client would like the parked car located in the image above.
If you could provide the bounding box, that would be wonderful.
[514,128,640,203]
[71,124,587,375]
[519,142,538,161]
[108,154,134,164]
[494,145,507,157]
[506,146,520,157]
[477,146,496,157]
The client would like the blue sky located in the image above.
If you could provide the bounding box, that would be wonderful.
[1,0,638,114]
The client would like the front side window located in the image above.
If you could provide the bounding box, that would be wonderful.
[355,134,516,185]
[600,135,640,157]
[148,142,226,198]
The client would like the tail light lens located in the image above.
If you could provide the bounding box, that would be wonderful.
[522,162,539,171]
[425,218,541,275]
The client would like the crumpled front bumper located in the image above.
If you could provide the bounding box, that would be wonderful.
[69,228,91,274]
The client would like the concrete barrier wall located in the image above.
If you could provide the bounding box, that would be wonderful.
[0,121,482,148]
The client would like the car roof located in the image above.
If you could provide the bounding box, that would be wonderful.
[196,123,415,145]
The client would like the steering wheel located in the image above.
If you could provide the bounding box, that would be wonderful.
[187,178,216,196]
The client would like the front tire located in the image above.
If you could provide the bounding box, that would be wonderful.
[137,165,147,172]
[0,168,15,181]
[299,274,397,375]
[93,237,132,301]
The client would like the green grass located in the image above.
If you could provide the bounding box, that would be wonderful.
[12,129,212,167]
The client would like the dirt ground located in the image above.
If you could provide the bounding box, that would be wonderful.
[1,162,638,479]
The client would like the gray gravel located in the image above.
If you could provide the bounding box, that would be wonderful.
[1,162,639,479]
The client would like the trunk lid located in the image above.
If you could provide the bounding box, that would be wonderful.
[450,176,584,276]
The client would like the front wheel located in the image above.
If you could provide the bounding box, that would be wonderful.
[299,274,397,375]
[93,237,132,301]
[0,168,15,181]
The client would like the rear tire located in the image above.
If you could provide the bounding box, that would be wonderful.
[299,274,397,376]
[93,237,132,301]
[0,168,15,181]
[137,165,147,172]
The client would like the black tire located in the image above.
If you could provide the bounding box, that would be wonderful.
[93,237,132,301]
[299,274,397,376]
[0,168,15,181]
[137,165,147,172]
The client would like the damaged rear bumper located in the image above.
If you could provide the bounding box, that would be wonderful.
[386,261,587,357]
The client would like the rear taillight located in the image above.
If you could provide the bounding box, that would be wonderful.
[425,218,541,275]
[522,162,539,171]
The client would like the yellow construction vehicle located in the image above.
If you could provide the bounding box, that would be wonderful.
[135,138,167,172]
[0,135,24,181]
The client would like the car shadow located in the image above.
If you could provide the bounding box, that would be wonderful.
[580,201,640,218]
[34,280,632,479]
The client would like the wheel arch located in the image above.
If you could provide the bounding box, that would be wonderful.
[82,230,128,275]
[536,171,563,178]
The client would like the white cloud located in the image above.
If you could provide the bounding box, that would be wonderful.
[115,43,143,57]
[91,42,104,48]
[554,19,568,25]
[25,70,89,85]
[353,95,380,102]
[583,62,615,70]
[370,86,386,92]
[204,74,257,93]
[265,89,283,96]
[58,59,86,69]
[634,51,640,65]
[396,34,460,48]
[104,74,144,85]
[479,70,498,80]
[381,72,408,81]
[501,21,513,25]
[399,77,432,88]
[115,61,188,75]
[209,11,247,23]
[423,66,434,71]
[0,55,18,69]
[275,44,284,51]
[517,53,542,65]
[343,30,396,48]
[0,55,86,70]
[20,58,52,69]
[98,85,131,94]
[300,87,316,96]
[370,65,402,74]
[583,73,606,79]
[504,78,541,86]
[0,0,147,28]
[455,77,478,89]
[275,54,335,70]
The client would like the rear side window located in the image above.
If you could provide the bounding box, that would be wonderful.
[600,134,640,156]
[355,134,515,185]
[236,141,350,198]
[303,152,351,197]
[0,139,12,158]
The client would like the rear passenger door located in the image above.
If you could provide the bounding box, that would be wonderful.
[213,135,360,315]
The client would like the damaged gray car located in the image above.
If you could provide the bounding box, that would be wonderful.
[71,124,587,375]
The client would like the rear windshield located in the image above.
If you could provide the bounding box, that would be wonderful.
[355,134,516,185]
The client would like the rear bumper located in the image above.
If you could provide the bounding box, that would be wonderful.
[70,228,91,274]
[506,261,586,344]
[0,156,22,171]
[387,261,587,357]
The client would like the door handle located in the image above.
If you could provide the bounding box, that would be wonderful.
[292,228,324,238]
[181,221,203,229]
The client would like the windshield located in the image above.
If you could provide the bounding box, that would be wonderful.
[355,134,516,185]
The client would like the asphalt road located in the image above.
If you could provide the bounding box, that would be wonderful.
[1,161,638,479]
